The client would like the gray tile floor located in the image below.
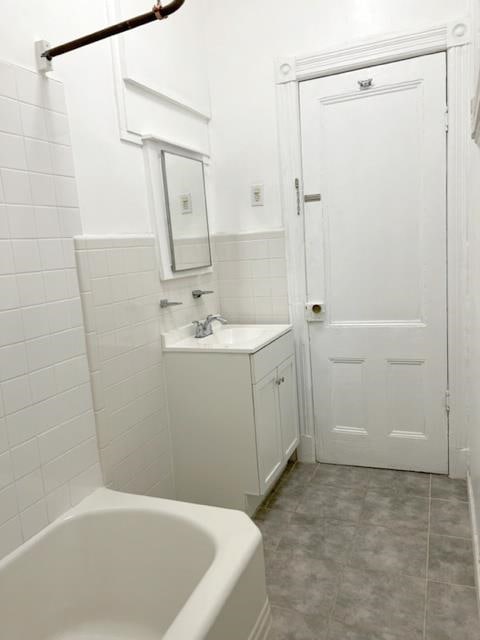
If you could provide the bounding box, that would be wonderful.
[254,462,480,640]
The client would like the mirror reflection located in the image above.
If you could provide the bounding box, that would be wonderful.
[161,151,212,272]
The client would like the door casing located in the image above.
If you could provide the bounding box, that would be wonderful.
[275,20,472,478]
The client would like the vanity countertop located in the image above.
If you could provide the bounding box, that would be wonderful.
[162,324,292,354]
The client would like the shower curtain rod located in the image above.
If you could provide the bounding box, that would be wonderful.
[40,0,186,62]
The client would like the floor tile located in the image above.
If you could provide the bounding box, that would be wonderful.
[333,568,425,639]
[254,508,293,551]
[266,548,341,617]
[311,464,371,489]
[327,619,403,639]
[349,524,428,578]
[297,484,367,522]
[431,476,468,502]
[368,469,430,498]
[430,499,471,538]
[428,534,475,586]
[266,482,306,512]
[278,513,357,562]
[269,605,328,640]
[360,490,429,532]
[426,581,480,640]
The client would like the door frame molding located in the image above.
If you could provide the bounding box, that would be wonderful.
[275,20,472,477]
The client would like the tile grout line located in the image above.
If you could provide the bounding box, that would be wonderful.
[423,474,432,640]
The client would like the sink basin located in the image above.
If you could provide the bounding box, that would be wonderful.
[162,323,292,354]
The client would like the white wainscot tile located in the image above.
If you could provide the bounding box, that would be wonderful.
[1,375,32,415]
[0,96,22,135]
[7,205,36,238]
[0,275,19,311]
[11,438,40,479]
[43,270,68,301]
[29,172,56,206]
[0,205,8,238]
[69,463,102,507]
[39,411,96,465]
[0,516,22,560]
[0,240,14,274]
[50,143,74,177]
[35,206,60,238]
[1,169,31,205]
[42,437,98,494]
[25,335,54,371]
[0,62,17,100]
[42,79,67,114]
[0,132,26,170]
[0,419,8,454]
[0,309,23,346]
[15,469,44,511]
[20,103,47,141]
[0,485,17,526]
[11,239,42,273]
[54,176,78,207]
[45,111,70,146]
[15,67,45,107]
[59,208,82,237]
[54,356,90,394]
[29,367,57,403]
[38,238,64,270]
[0,451,13,490]
[22,304,50,340]
[45,484,70,523]
[24,138,52,173]
[16,272,45,306]
[0,342,27,382]
[20,499,48,540]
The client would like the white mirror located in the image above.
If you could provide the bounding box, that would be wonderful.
[161,151,212,272]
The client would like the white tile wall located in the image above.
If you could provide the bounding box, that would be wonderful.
[213,230,290,323]
[0,61,101,561]
[75,235,219,498]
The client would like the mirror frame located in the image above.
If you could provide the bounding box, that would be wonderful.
[143,136,214,281]
[160,150,213,273]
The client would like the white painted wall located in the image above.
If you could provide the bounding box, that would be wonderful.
[0,0,210,235]
[205,0,468,234]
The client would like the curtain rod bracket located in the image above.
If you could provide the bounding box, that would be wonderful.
[35,0,185,73]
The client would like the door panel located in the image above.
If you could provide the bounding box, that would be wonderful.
[300,53,448,472]
[278,356,300,459]
[253,371,283,493]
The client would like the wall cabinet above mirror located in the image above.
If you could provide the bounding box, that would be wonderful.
[143,137,213,280]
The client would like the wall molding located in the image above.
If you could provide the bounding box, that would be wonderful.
[105,0,211,148]
[276,21,472,474]
[276,20,471,83]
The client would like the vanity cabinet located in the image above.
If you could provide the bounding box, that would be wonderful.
[164,329,300,515]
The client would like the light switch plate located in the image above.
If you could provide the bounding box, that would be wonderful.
[251,184,264,207]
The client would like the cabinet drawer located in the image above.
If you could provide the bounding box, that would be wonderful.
[250,331,294,384]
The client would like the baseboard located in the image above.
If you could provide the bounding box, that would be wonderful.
[248,599,272,640]
[298,434,316,463]
[467,471,480,616]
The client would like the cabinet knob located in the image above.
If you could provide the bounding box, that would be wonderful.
[276,377,285,385]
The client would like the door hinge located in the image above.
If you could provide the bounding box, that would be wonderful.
[445,107,449,132]
[445,389,451,413]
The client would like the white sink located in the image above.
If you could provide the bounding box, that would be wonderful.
[162,323,292,354]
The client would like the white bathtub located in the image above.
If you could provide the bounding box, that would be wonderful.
[0,489,271,640]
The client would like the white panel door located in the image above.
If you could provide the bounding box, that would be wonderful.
[253,371,283,492]
[299,53,448,473]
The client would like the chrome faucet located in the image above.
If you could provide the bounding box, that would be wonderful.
[193,314,228,339]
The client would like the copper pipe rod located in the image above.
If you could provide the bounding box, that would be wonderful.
[42,0,186,61]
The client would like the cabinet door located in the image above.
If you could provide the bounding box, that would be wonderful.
[253,370,283,494]
[278,356,300,460]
